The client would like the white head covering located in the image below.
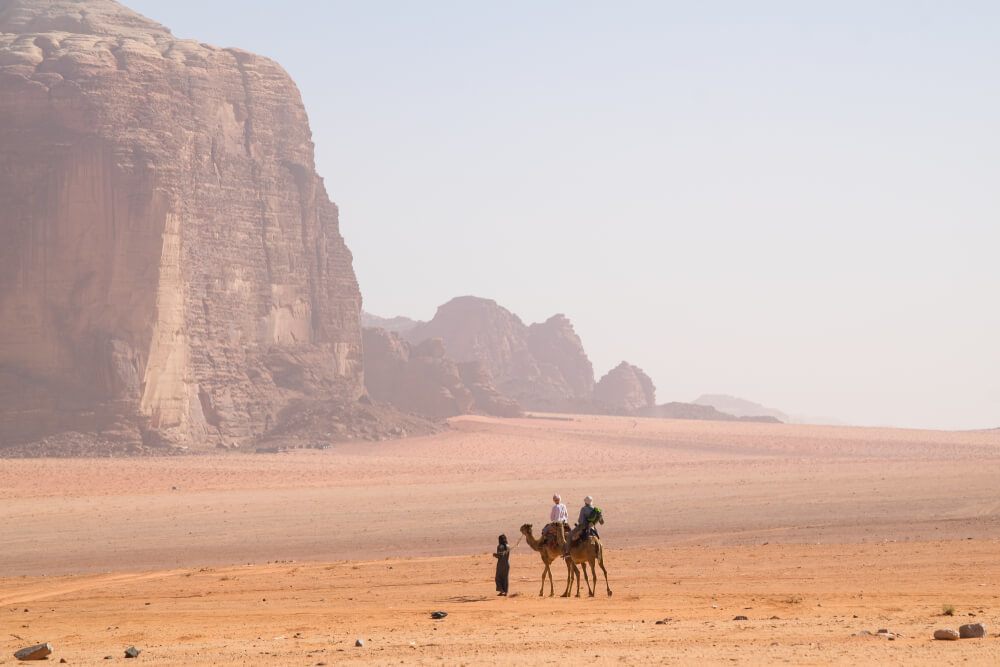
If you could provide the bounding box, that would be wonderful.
[584,495,593,505]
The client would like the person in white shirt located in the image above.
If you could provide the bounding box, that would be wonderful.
[550,494,568,525]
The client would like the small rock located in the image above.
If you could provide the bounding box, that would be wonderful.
[934,629,960,641]
[733,615,749,621]
[104,657,114,661]
[654,618,672,625]
[125,646,141,658]
[959,622,986,639]
[355,639,364,648]
[60,660,68,665]
[14,643,53,661]
[877,628,889,634]
[430,611,448,619]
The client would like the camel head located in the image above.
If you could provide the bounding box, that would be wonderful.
[520,523,533,536]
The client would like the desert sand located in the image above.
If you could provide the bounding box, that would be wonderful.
[2,414,999,664]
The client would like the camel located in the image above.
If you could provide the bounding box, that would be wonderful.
[563,514,612,598]
[520,523,573,597]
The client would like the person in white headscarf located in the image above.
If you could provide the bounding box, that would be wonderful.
[550,493,568,525]
[577,495,596,532]
[568,495,600,548]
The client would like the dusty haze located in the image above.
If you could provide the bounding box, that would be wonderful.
[125,0,1000,430]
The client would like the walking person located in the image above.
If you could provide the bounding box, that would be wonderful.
[493,534,510,596]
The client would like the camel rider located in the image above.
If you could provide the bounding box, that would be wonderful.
[577,495,599,539]
[542,493,569,545]
[550,493,568,525]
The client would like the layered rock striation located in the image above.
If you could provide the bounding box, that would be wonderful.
[0,0,363,450]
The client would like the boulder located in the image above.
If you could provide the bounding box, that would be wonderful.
[125,646,141,658]
[934,629,960,640]
[13,643,52,660]
[959,623,986,639]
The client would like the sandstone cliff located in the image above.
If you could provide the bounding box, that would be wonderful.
[593,362,656,414]
[404,297,595,410]
[362,327,520,419]
[0,0,364,451]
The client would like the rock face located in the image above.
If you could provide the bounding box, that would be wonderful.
[594,362,656,414]
[0,0,363,450]
[362,328,472,419]
[405,297,594,410]
[362,327,520,419]
[526,315,595,400]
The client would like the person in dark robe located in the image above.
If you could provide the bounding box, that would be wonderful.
[493,534,510,596]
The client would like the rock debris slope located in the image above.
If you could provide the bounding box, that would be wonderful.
[0,0,364,450]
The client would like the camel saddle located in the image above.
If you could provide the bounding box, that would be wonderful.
[540,521,566,548]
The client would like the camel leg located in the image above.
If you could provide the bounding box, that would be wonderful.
[598,555,612,596]
[546,559,555,597]
[586,560,596,597]
[561,558,574,597]
[579,561,590,597]
[539,561,549,597]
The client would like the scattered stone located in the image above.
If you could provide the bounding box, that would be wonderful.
[934,629,960,641]
[769,616,781,620]
[125,646,141,658]
[104,657,114,661]
[13,643,53,661]
[654,618,672,625]
[60,660,68,665]
[877,628,889,634]
[430,611,448,619]
[959,623,986,639]
[733,615,749,621]
[355,639,364,648]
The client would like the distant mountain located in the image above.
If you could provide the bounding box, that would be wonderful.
[594,362,656,414]
[693,394,789,422]
[403,296,596,411]
[361,312,421,334]
[642,402,781,424]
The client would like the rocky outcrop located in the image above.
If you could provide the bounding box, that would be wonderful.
[593,362,656,414]
[361,311,421,334]
[0,0,363,451]
[640,402,782,423]
[362,327,521,419]
[404,297,594,410]
[527,314,595,399]
[456,361,522,418]
[693,394,789,422]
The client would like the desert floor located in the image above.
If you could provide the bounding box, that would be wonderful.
[1,415,999,665]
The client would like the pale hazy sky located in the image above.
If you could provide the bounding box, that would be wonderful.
[130,1,999,430]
